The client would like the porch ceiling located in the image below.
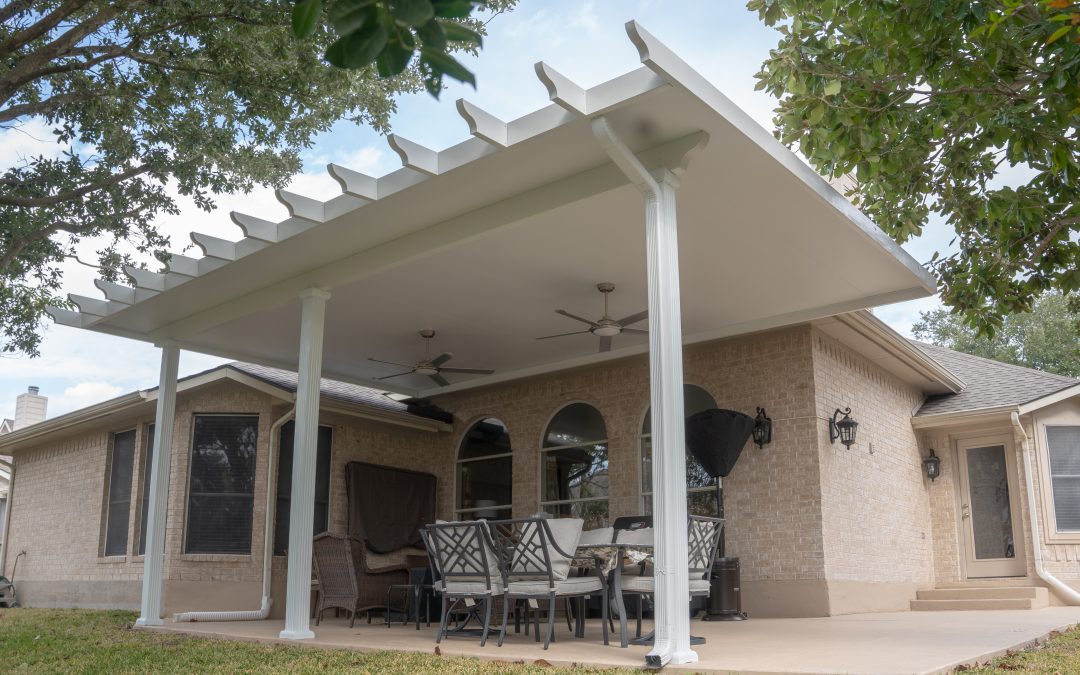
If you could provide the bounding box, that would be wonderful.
[50,22,935,398]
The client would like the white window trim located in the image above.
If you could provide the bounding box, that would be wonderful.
[1037,419,1080,544]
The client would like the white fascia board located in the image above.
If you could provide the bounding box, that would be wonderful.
[319,402,449,433]
[623,20,936,294]
[838,310,966,393]
[910,406,1017,429]
[1018,383,1080,415]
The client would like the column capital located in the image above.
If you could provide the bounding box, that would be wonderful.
[649,167,681,189]
[298,287,331,302]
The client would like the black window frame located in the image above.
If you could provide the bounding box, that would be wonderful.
[273,421,333,556]
[137,423,155,556]
[103,428,137,557]
[455,417,514,521]
[184,414,259,555]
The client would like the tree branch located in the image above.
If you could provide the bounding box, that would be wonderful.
[0,0,90,58]
[0,164,150,208]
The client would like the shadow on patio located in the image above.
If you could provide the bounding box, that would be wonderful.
[144,606,1080,674]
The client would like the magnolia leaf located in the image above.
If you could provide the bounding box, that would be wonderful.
[421,47,475,87]
[325,22,388,68]
[292,0,323,38]
[440,20,481,45]
[389,0,435,26]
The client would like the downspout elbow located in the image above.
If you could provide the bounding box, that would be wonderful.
[1012,411,1080,605]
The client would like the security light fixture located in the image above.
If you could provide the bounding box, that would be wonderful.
[752,407,772,449]
[923,449,941,481]
[829,407,858,448]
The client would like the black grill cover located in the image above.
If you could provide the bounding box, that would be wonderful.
[685,409,755,478]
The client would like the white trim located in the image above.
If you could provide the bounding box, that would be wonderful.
[838,311,965,393]
[1019,384,1080,416]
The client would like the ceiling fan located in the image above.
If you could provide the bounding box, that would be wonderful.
[537,283,648,352]
[368,330,495,387]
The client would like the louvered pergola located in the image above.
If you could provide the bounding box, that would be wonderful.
[48,22,934,667]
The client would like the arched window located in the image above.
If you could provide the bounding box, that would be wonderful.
[456,418,513,520]
[641,384,718,517]
[540,403,609,528]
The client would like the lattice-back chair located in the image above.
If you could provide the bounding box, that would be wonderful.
[424,521,503,646]
[610,515,723,648]
[489,517,607,649]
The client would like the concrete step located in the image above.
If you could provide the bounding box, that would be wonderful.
[911,598,1040,611]
[916,587,1049,603]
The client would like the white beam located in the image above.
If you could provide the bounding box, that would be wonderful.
[592,115,694,667]
[535,62,588,115]
[456,99,508,147]
[136,342,180,627]
[277,189,326,222]
[280,288,330,640]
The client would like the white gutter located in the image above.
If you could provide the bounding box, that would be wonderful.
[175,405,295,622]
[1012,411,1080,605]
[0,456,12,576]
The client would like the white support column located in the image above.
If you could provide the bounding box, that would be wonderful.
[591,116,695,667]
[280,288,330,640]
[136,342,180,627]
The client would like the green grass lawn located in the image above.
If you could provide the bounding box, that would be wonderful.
[966,625,1080,674]
[0,608,625,674]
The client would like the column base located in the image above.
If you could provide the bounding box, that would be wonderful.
[134,617,164,627]
[670,648,700,664]
[279,628,315,640]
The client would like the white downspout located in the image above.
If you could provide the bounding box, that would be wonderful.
[1012,411,1080,605]
[0,457,14,577]
[175,405,296,622]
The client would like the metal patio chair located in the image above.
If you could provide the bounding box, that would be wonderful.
[425,520,503,646]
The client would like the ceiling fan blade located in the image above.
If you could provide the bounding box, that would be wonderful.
[368,357,414,368]
[598,335,612,352]
[439,367,495,375]
[536,330,591,340]
[429,373,450,387]
[621,327,648,335]
[430,352,453,367]
[555,309,600,327]
[616,309,648,326]
[373,370,415,380]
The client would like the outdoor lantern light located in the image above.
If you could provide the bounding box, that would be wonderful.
[923,449,941,481]
[752,407,772,449]
[829,407,858,447]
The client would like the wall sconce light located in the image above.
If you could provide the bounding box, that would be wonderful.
[923,449,941,481]
[752,407,772,449]
[829,407,858,447]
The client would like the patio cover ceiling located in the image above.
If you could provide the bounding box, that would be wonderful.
[50,22,936,399]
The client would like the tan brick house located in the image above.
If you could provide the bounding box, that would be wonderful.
[3,309,1078,620]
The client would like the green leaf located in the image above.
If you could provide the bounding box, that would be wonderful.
[328,0,376,34]
[1047,25,1072,44]
[291,0,322,38]
[390,0,435,25]
[325,22,388,69]
[417,19,447,50]
[421,46,475,86]
[439,20,481,45]
[431,0,476,19]
[808,104,826,125]
[823,80,841,96]
[376,39,414,77]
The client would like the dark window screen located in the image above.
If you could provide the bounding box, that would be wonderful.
[104,429,136,556]
[274,422,332,556]
[185,415,258,554]
[138,424,155,555]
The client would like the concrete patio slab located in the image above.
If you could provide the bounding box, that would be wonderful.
[143,606,1080,674]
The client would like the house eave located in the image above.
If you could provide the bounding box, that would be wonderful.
[910,405,1019,429]
[840,311,966,394]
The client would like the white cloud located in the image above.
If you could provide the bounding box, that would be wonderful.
[0,118,66,167]
[52,381,124,416]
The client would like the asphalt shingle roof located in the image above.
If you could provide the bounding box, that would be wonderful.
[911,341,1078,416]
[226,362,410,416]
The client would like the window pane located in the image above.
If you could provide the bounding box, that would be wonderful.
[459,418,512,460]
[688,490,719,517]
[1048,427,1080,531]
[274,422,332,556]
[640,435,716,495]
[138,424,155,555]
[185,415,258,554]
[965,444,1014,559]
[104,429,136,556]
[544,403,607,448]
[544,500,608,530]
[542,443,608,502]
[457,456,512,513]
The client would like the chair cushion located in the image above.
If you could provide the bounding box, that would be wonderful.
[440,579,504,595]
[619,576,710,594]
[364,545,428,573]
[543,518,584,581]
[615,526,653,546]
[508,575,603,596]
[578,527,614,546]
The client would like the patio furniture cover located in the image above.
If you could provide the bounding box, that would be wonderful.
[685,409,756,478]
[346,462,436,553]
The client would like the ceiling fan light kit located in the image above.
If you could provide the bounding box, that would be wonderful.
[368,330,495,387]
[536,282,648,352]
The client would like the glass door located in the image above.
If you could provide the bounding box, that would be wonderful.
[956,437,1026,577]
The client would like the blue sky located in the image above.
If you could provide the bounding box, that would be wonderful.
[0,0,954,422]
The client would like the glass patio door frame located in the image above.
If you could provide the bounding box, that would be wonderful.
[955,434,1027,578]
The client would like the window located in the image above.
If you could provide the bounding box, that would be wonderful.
[103,429,137,556]
[641,384,719,517]
[137,424,156,556]
[1047,426,1080,532]
[541,403,609,528]
[274,421,332,556]
[184,415,258,554]
[456,418,513,520]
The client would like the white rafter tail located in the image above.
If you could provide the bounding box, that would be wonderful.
[94,279,135,305]
[276,189,326,223]
[534,62,588,115]
[68,293,124,318]
[190,232,238,261]
[231,212,280,242]
[626,21,688,89]
[456,99,508,147]
[327,164,378,200]
[124,265,168,292]
[387,134,440,176]
[45,305,90,328]
[162,254,199,278]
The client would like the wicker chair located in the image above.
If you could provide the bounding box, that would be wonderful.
[311,533,408,627]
